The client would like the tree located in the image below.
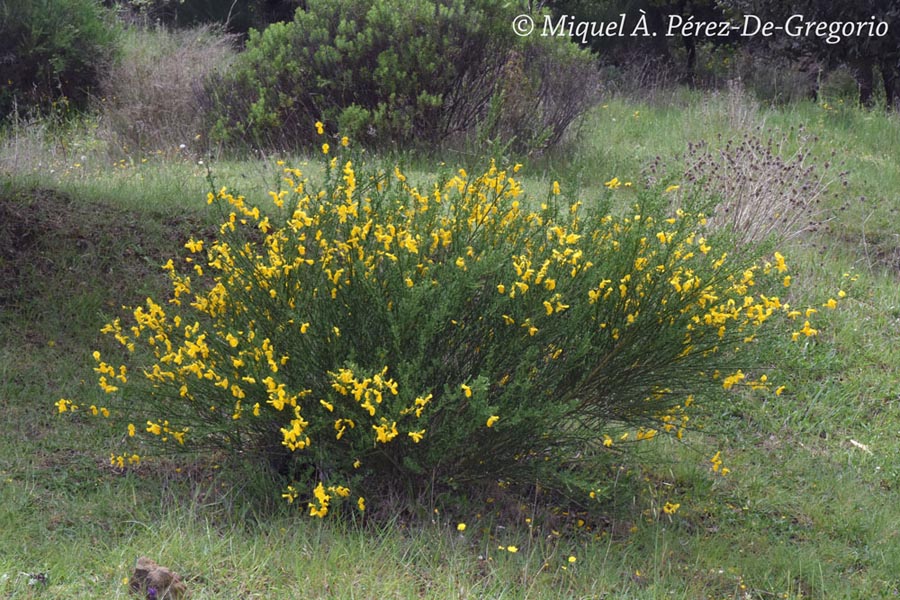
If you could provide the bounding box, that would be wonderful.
[104,0,306,34]
[722,0,900,107]
[548,0,737,84]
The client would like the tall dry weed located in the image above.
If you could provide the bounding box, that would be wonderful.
[98,24,236,156]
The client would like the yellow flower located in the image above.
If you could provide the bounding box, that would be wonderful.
[552,181,561,195]
[486,415,499,428]
[341,136,349,147]
[461,383,472,398]
[722,370,745,390]
[774,251,788,273]
[506,545,518,553]
[568,555,577,563]
[322,143,330,155]
[664,184,680,193]
[315,121,324,135]
[128,423,136,437]
[357,497,366,511]
[799,320,818,337]
[662,502,680,515]
[282,485,298,504]
[604,177,621,189]
[710,451,725,473]
[373,419,399,443]
[408,429,425,443]
[457,523,467,532]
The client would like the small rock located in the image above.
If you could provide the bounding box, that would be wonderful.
[129,557,186,600]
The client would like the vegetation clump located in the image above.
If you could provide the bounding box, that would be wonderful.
[0,0,118,118]
[205,0,599,153]
[58,132,839,518]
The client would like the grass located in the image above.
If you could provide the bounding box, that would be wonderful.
[2,89,900,598]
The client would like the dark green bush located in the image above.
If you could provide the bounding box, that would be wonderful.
[0,0,119,118]
[205,0,599,153]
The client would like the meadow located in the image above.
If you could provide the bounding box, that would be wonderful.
[1,87,899,599]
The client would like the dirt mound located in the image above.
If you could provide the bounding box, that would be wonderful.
[0,185,208,344]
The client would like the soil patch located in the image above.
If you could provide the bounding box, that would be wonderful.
[0,185,210,344]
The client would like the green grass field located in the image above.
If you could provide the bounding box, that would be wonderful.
[2,90,899,598]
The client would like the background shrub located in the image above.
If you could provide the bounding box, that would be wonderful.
[0,0,119,119]
[97,24,236,155]
[108,0,301,35]
[205,0,599,154]
[76,141,817,517]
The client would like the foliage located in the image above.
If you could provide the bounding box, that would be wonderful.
[108,0,303,33]
[720,0,900,106]
[547,0,736,83]
[6,94,898,596]
[55,131,837,517]
[204,0,599,154]
[0,0,119,119]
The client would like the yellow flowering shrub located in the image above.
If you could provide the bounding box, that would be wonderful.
[64,136,839,516]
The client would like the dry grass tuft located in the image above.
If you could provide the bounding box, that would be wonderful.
[649,125,850,246]
[686,130,849,244]
[97,24,236,156]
